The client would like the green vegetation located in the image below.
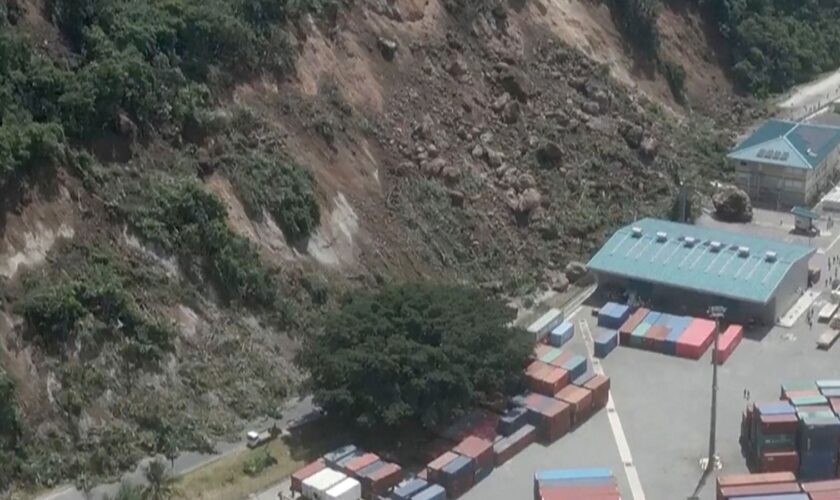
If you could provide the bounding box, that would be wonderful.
[141,459,178,500]
[128,179,278,308]
[243,449,278,476]
[221,152,320,242]
[661,60,686,104]
[0,369,22,491]
[105,482,144,500]
[299,283,531,430]
[608,0,660,56]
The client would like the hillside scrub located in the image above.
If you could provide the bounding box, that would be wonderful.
[0,369,22,492]
[298,283,532,431]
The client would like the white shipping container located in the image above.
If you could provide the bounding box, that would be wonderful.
[819,302,839,322]
[302,468,347,499]
[526,308,563,341]
[325,477,362,500]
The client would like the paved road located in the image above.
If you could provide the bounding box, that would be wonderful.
[776,68,840,121]
[35,396,317,500]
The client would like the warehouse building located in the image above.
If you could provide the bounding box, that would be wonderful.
[587,218,815,324]
[727,119,840,207]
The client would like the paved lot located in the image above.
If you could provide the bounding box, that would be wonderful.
[466,212,840,500]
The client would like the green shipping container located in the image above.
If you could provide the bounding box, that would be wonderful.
[631,323,651,347]
[790,395,828,407]
[751,433,796,455]
[539,348,563,364]
[782,380,817,393]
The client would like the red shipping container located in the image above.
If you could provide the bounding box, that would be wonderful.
[537,367,570,396]
[528,399,571,443]
[802,479,840,492]
[830,397,840,415]
[784,389,822,401]
[291,458,326,492]
[809,492,840,500]
[494,425,536,466]
[363,462,403,499]
[583,375,611,409]
[344,453,380,474]
[453,436,494,471]
[619,308,649,345]
[676,318,715,359]
[760,414,799,434]
[714,324,743,364]
[547,351,574,369]
[538,484,620,500]
[646,325,670,352]
[716,472,796,500]
[555,385,593,426]
[526,362,554,394]
[427,451,458,483]
[759,450,799,474]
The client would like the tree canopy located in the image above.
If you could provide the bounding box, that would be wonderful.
[298,283,532,430]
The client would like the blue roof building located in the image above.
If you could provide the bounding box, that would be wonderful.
[728,119,840,207]
[588,219,815,322]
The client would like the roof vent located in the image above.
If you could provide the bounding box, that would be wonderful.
[738,246,750,257]
[684,236,697,248]
[656,231,667,242]
[765,251,777,263]
[710,241,722,252]
[631,226,643,238]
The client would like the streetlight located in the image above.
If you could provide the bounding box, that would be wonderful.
[706,305,727,474]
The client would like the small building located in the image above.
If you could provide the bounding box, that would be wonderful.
[587,218,815,323]
[791,206,819,233]
[727,119,840,207]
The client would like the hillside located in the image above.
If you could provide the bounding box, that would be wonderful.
[0,0,762,494]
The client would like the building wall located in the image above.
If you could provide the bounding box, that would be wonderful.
[733,159,808,207]
[770,257,812,321]
[592,272,776,324]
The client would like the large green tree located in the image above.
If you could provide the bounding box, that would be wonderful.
[299,283,531,430]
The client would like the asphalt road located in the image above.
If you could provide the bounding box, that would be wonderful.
[35,396,317,500]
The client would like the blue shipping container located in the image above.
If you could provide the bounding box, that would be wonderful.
[755,401,796,416]
[594,328,619,358]
[562,355,587,380]
[821,388,840,397]
[442,455,474,478]
[573,372,595,387]
[733,495,808,500]
[411,484,446,500]
[548,321,574,347]
[663,316,692,355]
[324,444,358,466]
[335,450,364,469]
[535,468,613,482]
[598,302,630,329]
[391,478,429,500]
[358,460,385,477]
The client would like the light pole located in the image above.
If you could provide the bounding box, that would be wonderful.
[706,305,727,472]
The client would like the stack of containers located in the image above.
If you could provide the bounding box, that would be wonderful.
[527,309,564,342]
[524,360,570,396]
[597,302,631,329]
[493,424,536,465]
[498,406,530,436]
[662,315,693,356]
[438,454,475,499]
[619,307,649,346]
[555,384,594,427]
[802,479,840,499]
[341,452,380,477]
[390,477,431,500]
[675,318,716,359]
[630,311,660,349]
[302,468,359,500]
[583,375,611,411]
[453,436,494,484]
[426,452,458,486]
[293,459,327,494]
[410,484,446,500]
[715,472,799,500]
[643,314,671,352]
[325,445,360,469]
[356,460,403,499]
[594,327,619,358]
[745,401,799,473]
[798,413,840,480]
[521,393,571,444]
[548,321,574,348]
[533,468,619,500]
[714,324,744,364]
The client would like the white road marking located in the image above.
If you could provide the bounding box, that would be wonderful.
[824,231,840,253]
[580,319,647,500]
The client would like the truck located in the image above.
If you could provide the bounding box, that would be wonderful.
[247,425,280,448]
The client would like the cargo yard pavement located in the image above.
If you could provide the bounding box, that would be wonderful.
[464,293,840,500]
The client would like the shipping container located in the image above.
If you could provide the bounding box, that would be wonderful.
[453,436,494,471]
[817,380,840,391]
[345,454,381,475]
[583,375,611,409]
[498,406,530,436]
[594,328,619,358]
[304,468,349,500]
[325,445,360,468]
[619,308,650,345]
[293,459,327,492]
[440,455,475,499]
[548,321,574,347]
[555,385,593,426]
[644,324,670,352]
[598,302,630,329]
[533,344,554,361]
[756,401,796,416]
[391,478,429,500]
[782,381,818,398]
[326,477,362,500]
[663,315,693,355]
[426,451,458,484]
[527,309,564,342]
[363,463,402,499]
[717,481,802,498]
[714,324,744,364]
[560,355,587,381]
[538,348,564,365]
[411,484,446,500]
[675,318,716,359]
[493,424,536,466]
[759,450,799,474]
[630,318,654,349]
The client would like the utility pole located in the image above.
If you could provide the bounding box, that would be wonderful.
[706,305,727,473]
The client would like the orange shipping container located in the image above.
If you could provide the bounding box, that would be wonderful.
[583,375,611,409]
[555,385,593,426]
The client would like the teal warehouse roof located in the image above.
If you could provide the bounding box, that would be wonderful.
[727,119,840,170]
[587,218,815,304]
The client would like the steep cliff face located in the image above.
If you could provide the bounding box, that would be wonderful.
[0,0,750,491]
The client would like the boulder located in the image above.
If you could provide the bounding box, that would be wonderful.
[491,93,511,112]
[498,67,531,102]
[640,136,658,158]
[422,157,447,177]
[501,101,521,124]
[713,186,753,222]
[377,37,398,61]
[486,148,504,167]
[581,100,601,115]
[620,122,644,149]
[536,141,563,166]
[564,261,588,283]
[516,172,536,190]
[518,188,542,212]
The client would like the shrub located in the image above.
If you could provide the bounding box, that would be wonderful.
[608,0,660,56]
[222,153,320,242]
[0,120,64,191]
[243,449,277,476]
[662,59,686,103]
